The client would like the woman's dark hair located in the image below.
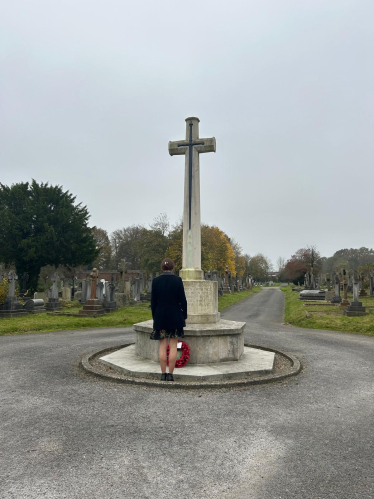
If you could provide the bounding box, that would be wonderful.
[161,258,175,271]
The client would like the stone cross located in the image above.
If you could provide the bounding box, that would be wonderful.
[169,117,216,280]
[50,272,60,299]
[90,268,99,300]
[352,271,360,302]
[7,271,18,297]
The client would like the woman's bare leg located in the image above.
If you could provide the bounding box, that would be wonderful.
[159,338,167,373]
[168,338,178,374]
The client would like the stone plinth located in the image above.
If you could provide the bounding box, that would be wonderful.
[0,297,28,318]
[183,280,220,324]
[134,319,245,365]
[45,298,62,311]
[79,299,105,316]
[343,302,366,317]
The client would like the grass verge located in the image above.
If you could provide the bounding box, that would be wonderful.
[0,287,262,336]
[218,286,261,311]
[281,285,374,336]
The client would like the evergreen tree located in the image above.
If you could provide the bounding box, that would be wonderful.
[0,180,98,293]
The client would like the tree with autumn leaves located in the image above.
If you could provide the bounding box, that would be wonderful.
[166,224,237,275]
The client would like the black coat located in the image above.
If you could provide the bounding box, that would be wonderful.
[151,272,188,330]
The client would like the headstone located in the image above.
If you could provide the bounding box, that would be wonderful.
[86,279,92,302]
[222,266,231,294]
[369,273,374,297]
[0,271,28,318]
[347,273,353,293]
[359,273,367,297]
[62,286,71,301]
[145,274,153,301]
[340,270,350,308]
[344,272,366,316]
[45,272,62,311]
[81,279,88,303]
[79,269,105,316]
[96,281,104,301]
[331,273,342,303]
[131,278,141,303]
[299,290,326,301]
[23,299,46,314]
[103,281,117,313]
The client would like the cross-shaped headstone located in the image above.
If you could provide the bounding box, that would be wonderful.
[7,271,18,297]
[168,117,216,278]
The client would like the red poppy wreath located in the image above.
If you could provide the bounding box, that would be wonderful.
[166,341,190,368]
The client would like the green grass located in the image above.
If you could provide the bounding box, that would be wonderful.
[281,286,374,336]
[0,303,152,336]
[0,287,262,336]
[218,286,262,311]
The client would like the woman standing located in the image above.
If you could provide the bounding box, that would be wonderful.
[150,258,188,381]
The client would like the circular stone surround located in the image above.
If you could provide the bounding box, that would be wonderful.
[81,343,301,389]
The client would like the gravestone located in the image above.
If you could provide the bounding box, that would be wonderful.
[299,290,326,301]
[145,274,153,301]
[222,266,231,294]
[79,269,105,316]
[103,281,117,313]
[0,271,28,318]
[369,273,373,297]
[96,281,104,301]
[62,286,71,301]
[340,269,350,307]
[45,272,62,311]
[359,274,367,297]
[344,272,366,316]
[131,278,141,303]
[331,273,342,303]
[23,299,46,314]
[81,279,88,303]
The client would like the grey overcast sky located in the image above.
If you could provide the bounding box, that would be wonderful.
[1,0,373,268]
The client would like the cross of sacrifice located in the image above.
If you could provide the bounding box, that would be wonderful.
[168,117,216,277]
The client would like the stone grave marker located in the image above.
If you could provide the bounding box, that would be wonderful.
[0,271,27,318]
[344,271,366,316]
[45,272,62,311]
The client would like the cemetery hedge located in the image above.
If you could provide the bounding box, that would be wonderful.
[281,286,374,336]
[0,287,261,336]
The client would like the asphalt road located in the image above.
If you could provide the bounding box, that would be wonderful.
[1,288,373,499]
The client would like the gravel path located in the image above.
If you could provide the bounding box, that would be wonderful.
[1,288,373,499]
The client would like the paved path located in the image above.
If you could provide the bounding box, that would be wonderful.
[1,288,373,499]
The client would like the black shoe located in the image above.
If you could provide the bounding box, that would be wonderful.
[166,373,174,382]
[161,373,167,381]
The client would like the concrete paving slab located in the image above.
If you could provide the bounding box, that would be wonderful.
[99,344,275,381]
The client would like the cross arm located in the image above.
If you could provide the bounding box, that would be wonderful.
[195,137,216,154]
[168,140,187,156]
[168,137,216,156]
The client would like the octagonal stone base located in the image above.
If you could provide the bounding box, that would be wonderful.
[134,319,245,365]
